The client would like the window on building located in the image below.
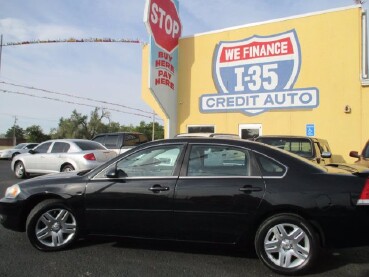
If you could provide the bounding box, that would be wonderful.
[187,125,215,133]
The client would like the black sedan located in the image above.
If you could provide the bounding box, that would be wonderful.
[1,138,369,275]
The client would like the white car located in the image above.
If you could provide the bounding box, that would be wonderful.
[11,139,117,179]
[0,143,39,160]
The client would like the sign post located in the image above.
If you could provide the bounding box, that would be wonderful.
[144,0,182,138]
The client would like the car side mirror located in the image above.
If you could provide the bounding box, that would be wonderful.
[321,151,332,158]
[106,167,127,178]
[350,151,360,158]
[29,149,36,154]
[106,168,118,178]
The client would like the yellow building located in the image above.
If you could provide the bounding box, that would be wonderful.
[142,5,369,162]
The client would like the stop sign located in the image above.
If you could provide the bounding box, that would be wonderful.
[144,0,182,53]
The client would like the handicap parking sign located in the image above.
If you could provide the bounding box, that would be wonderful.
[306,124,315,137]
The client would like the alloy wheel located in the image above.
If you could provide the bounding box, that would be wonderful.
[35,208,77,248]
[264,223,310,268]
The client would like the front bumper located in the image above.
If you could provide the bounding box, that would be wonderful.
[0,152,11,159]
[0,198,26,232]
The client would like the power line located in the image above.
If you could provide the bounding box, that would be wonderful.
[2,37,146,46]
[0,112,58,122]
[0,81,154,115]
[0,89,162,120]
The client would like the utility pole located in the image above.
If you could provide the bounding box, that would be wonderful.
[13,116,17,146]
[0,34,3,76]
[152,112,155,141]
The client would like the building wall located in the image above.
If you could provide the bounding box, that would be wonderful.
[142,6,369,161]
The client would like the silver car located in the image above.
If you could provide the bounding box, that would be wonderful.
[11,139,117,179]
[0,143,39,160]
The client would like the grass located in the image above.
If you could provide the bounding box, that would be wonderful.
[0,146,11,150]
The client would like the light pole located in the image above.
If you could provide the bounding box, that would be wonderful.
[13,116,17,146]
[0,34,3,76]
[152,111,155,141]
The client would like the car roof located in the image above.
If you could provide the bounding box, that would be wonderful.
[41,139,95,143]
[255,135,325,142]
[174,133,239,138]
[93,132,143,136]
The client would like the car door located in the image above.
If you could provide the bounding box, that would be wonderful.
[24,142,52,173]
[84,143,186,239]
[173,143,266,243]
[47,142,71,172]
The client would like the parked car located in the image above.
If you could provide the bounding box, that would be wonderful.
[255,135,345,164]
[1,138,369,275]
[92,132,148,154]
[174,132,240,139]
[0,143,38,160]
[350,140,369,167]
[11,139,117,179]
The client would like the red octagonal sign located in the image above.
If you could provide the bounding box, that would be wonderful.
[144,0,182,53]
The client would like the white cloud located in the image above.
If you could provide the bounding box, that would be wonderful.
[0,18,85,42]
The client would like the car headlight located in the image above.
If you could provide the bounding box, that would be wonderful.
[5,184,21,199]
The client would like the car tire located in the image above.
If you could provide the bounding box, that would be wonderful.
[14,161,27,179]
[255,214,319,276]
[61,164,75,172]
[26,199,78,251]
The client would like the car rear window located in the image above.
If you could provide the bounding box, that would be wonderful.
[75,141,107,150]
[254,153,286,177]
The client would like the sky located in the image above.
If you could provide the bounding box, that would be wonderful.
[0,0,366,135]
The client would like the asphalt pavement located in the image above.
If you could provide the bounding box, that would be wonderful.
[1,160,369,277]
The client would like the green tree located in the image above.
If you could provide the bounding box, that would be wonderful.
[25,125,51,142]
[133,121,164,141]
[87,108,111,138]
[52,110,88,139]
[5,125,25,140]
[51,109,164,140]
[52,108,115,139]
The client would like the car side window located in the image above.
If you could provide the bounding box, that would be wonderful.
[34,142,52,154]
[187,145,250,176]
[254,153,286,177]
[93,135,105,145]
[115,145,183,177]
[105,135,119,148]
[26,144,38,149]
[124,134,140,146]
[51,142,70,153]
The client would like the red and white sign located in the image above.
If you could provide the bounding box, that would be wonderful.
[144,0,182,53]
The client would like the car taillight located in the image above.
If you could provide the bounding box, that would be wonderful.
[357,179,369,205]
[83,153,96,161]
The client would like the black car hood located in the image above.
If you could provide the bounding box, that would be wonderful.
[17,171,87,187]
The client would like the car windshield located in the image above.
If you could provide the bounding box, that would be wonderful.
[14,143,26,149]
[74,141,107,150]
[257,138,314,158]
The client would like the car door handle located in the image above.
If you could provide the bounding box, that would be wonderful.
[149,185,170,193]
[239,185,262,193]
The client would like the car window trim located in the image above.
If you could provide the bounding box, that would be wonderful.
[179,142,287,179]
[251,149,288,178]
[91,142,188,180]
